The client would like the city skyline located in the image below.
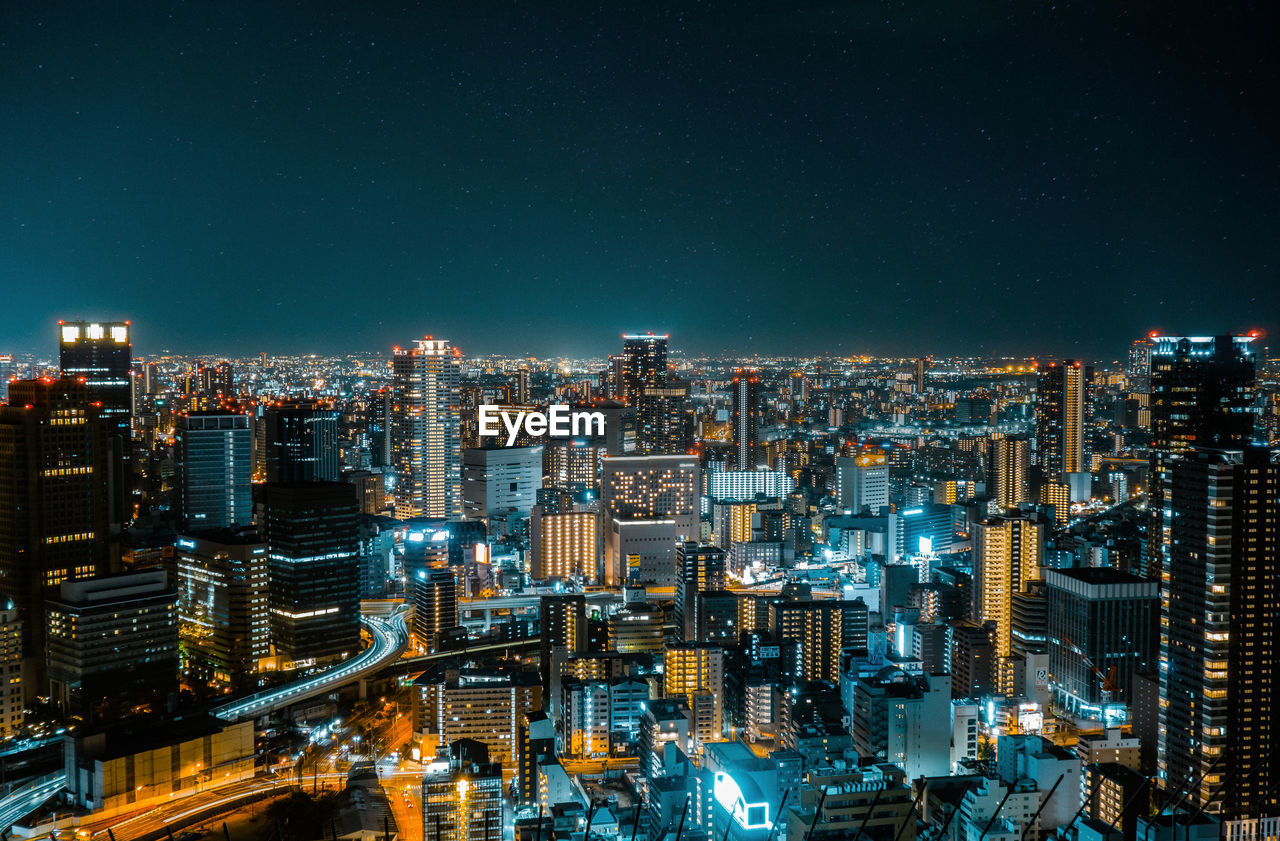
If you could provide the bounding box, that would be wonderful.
[2,3,1277,357]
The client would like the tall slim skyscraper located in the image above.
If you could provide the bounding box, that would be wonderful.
[731,370,762,469]
[1034,360,1093,486]
[393,337,462,520]
[0,378,114,673]
[622,333,668,407]
[175,411,252,530]
[59,320,132,523]
[675,542,726,642]
[914,357,929,393]
[1159,447,1277,827]
[972,511,1046,694]
[262,400,341,483]
[1146,335,1258,576]
[1126,337,1153,393]
[622,334,689,454]
[991,436,1030,510]
[261,482,362,668]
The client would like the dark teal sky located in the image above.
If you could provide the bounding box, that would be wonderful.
[1,2,1277,359]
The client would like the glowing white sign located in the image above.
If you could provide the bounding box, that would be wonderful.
[713,772,772,830]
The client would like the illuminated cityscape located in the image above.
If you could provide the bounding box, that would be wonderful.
[1,3,1279,841]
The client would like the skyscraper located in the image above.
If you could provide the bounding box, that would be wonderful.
[991,436,1030,510]
[1127,337,1153,393]
[175,531,270,690]
[413,567,458,651]
[393,337,462,520]
[0,378,114,672]
[175,411,252,530]
[972,511,1046,694]
[622,333,690,454]
[461,446,543,524]
[261,482,361,668]
[1146,335,1258,576]
[262,399,341,483]
[731,370,762,469]
[58,321,133,522]
[1034,360,1093,490]
[675,542,726,642]
[622,333,668,407]
[835,451,889,515]
[422,740,504,841]
[600,454,699,585]
[528,505,598,583]
[1160,447,1277,826]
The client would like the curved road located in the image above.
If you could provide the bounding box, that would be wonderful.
[0,772,67,832]
[213,612,409,722]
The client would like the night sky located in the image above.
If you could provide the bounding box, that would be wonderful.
[1,2,1277,359]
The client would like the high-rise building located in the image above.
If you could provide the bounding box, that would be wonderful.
[1035,360,1093,489]
[675,542,726,642]
[914,357,930,393]
[393,337,462,520]
[731,371,762,469]
[262,400,341,483]
[0,603,22,738]
[175,531,269,690]
[663,643,724,746]
[621,333,690,455]
[608,601,664,653]
[461,446,542,524]
[45,570,178,722]
[1045,568,1158,717]
[1127,337,1153,393]
[601,454,699,585]
[769,597,868,684]
[835,452,889,515]
[622,333,668,407]
[261,482,361,668]
[412,568,457,651]
[528,506,598,583]
[784,764,917,841]
[1146,335,1257,576]
[0,355,13,403]
[850,669,951,780]
[58,320,132,522]
[414,664,542,781]
[175,411,252,530]
[539,594,586,692]
[422,740,504,841]
[992,436,1031,510]
[972,511,1046,693]
[0,378,115,673]
[1160,447,1277,826]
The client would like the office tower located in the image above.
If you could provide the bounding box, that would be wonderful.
[175,411,252,530]
[1146,335,1257,576]
[731,370,762,469]
[543,437,602,494]
[622,333,668,406]
[992,436,1031,510]
[175,531,269,690]
[58,320,132,521]
[887,503,954,562]
[675,542,726,642]
[1160,447,1277,824]
[45,570,178,722]
[262,400,341,483]
[0,355,12,402]
[950,620,998,698]
[414,664,542,779]
[461,445,543,524]
[850,670,951,780]
[366,387,393,468]
[0,378,114,673]
[1127,337,1153,393]
[539,594,586,692]
[422,740,504,841]
[392,337,463,519]
[915,357,929,393]
[608,601,664,653]
[261,482,361,667]
[347,469,387,515]
[697,591,743,647]
[529,506,598,583]
[1045,568,1158,717]
[663,643,724,745]
[834,451,889,514]
[972,512,1045,692]
[0,603,22,738]
[601,454,699,585]
[769,597,868,683]
[1035,359,1093,488]
[413,568,457,651]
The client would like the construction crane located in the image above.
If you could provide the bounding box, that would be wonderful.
[1063,635,1118,704]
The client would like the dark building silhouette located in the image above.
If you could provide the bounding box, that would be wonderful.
[732,370,762,469]
[263,400,341,483]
